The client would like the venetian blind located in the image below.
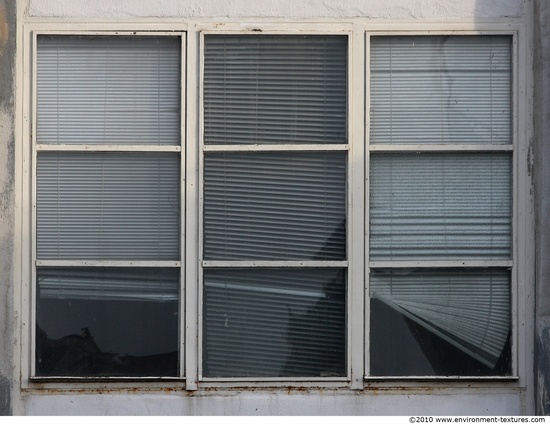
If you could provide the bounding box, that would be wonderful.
[370,35,512,145]
[36,36,181,146]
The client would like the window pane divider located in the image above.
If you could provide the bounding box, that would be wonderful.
[36,144,181,152]
[202,260,348,268]
[203,144,349,152]
[201,376,347,383]
[364,376,519,381]
[369,144,513,152]
[35,260,181,268]
[368,260,513,268]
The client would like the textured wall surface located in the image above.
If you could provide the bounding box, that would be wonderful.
[24,392,522,416]
[0,0,15,417]
[534,0,550,416]
[27,0,524,20]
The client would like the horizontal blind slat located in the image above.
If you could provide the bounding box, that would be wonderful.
[370,36,512,145]
[37,36,181,146]
[204,35,347,145]
[37,152,180,260]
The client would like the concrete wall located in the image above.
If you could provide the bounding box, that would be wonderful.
[23,392,522,416]
[0,0,15,417]
[26,0,525,20]
[534,0,550,417]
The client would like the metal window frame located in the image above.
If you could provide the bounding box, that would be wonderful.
[27,30,187,382]
[364,29,523,381]
[16,21,533,399]
[196,28,360,386]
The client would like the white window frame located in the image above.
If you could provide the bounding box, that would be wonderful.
[15,21,534,397]
[364,29,522,381]
[196,28,360,386]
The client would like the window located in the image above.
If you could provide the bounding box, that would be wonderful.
[201,35,348,378]
[34,35,183,377]
[29,29,521,383]
[368,35,513,376]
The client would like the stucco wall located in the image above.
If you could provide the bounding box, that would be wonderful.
[0,0,15,417]
[26,0,525,20]
[23,391,522,416]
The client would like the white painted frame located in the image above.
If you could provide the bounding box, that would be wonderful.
[15,21,533,407]
[196,26,362,387]
[27,29,188,381]
[363,29,526,383]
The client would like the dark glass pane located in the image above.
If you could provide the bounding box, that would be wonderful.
[204,152,346,260]
[36,268,179,377]
[203,268,346,378]
[370,268,511,376]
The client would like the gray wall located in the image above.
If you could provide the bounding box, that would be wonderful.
[0,0,15,417]
[535,0,550,416]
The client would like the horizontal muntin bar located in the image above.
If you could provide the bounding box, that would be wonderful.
[36,144,182,152]
[369,144,513,152]
[36,260,181,268]
[202,260,348,268]
[368,260,513,268]
[203,144,349,152]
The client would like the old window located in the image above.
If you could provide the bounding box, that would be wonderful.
[34,35,183,377]
[27,29,523,384]
[368,35,513,376]
[201,35,348,378]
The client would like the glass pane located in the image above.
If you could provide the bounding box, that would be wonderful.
[37,36,181,146]
[37,152,179,260]
[204,35,347,145]
[204,152,346,260]
[36,268,179,377]
[369,268,511,376]
[369,152,512,261]
[203,268,346,378]
[370,36,511,145]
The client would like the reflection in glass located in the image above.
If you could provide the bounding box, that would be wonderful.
[36,268,179,377]
[203,268,346,378]
[370,268,511,376]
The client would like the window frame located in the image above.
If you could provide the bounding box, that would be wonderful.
[26,29,188,382]
[197,29,357,384]
[364,29,521,380]
[17,22,533,393]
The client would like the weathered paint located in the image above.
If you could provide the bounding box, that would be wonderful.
[0,0,15,417]
[27,0,524,20]
[24,392,522,416]
[534,0,550,416]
